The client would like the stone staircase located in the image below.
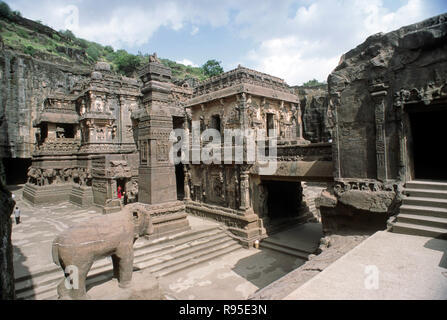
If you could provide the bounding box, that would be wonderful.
[260,237,315,260]
[15,225,242,300]
[390,180,447,239]
[301,182,325,223]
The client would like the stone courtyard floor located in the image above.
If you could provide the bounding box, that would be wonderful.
[8,185,316,300]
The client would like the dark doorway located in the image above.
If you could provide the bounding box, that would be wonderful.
[116,178,126,193]
[211,115,221,134]
[175,163,185,200]
[3,158,31,185]
[264,180,303,220]
[266,113,274,137]
[172,116,184,130]
[409,108,447,180]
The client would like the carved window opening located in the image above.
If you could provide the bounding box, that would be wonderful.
[266,113,274,137]
[172,116,184,130]
[40,123,48,143]
[211,115,221,134]
[56,123,75,139]
[140,140,148,165]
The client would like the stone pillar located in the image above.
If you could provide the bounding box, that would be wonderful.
[137,55,178,205]
[297,104,304,139]
[129,53,190,237]
[239,167,250,211]
[184,166,191,201]
[371,87,389,182]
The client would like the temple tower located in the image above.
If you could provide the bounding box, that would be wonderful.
[130,53,190,238]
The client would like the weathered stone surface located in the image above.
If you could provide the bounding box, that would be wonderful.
[315,190,337,208]
[337,190,395,213]
[293,85,331,143]
[0,180,15,299]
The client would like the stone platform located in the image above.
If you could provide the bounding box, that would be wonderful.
[284,230,447,299]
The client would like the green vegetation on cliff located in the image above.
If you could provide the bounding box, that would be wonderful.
[0,2,217,82]
[302,79,327,87]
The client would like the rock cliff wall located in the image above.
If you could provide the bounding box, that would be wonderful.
[0,49,90,159]
[0,180,15,299]
[294,85,331,143]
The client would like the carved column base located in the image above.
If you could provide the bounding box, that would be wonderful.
[128,201,190,240]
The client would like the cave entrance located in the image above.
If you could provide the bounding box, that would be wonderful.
[263,180,303,220]
[3,158,31,185]
[408,107,447,181]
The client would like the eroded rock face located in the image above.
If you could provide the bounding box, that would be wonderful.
[0,181,15,299]
[294,85,331,143]
[319,13,447,233]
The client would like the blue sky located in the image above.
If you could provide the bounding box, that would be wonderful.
[5,0,447,85]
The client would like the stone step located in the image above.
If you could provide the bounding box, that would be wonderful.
[134,233,231,269]
[405,180,447,191]
[397,214,447,229]
[134,227,223,258]
[135,226,220,249]
[137,237,238,274]
[402,197,447,209]
[399,205,447,218]
[260,240,311,260]
[153,243,242,278]
[262,237,315,255]
[403,188,447,200]
[391,222,447,239]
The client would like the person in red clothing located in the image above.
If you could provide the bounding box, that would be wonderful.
[117,185,122,199]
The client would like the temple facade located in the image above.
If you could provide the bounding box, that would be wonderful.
[23,62,142,212]
[20,51,337,245]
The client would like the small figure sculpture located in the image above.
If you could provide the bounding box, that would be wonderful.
[149,52,161,63]
[52,206,154,300]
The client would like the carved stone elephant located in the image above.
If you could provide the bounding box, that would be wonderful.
[51,206,153,300]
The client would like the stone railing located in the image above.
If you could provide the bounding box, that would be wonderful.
[276,142,332,161]
[181,135,332,163]
[193,66,292,97]
[34,138,81,155]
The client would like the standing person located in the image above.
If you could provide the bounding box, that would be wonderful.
[14,207,21,225]
[117,185,122,200]
[123,191,128,206]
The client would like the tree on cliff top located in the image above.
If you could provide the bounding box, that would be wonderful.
[114,50,141,76]
[202,59,224,77]
[0,1,12,18]
[302,79,326,87]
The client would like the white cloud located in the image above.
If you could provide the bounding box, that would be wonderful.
[176,59,198,67]
[191,26,199,36]
[7,0,441,85]
[247,36,339,84]
[245,0,431,85]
